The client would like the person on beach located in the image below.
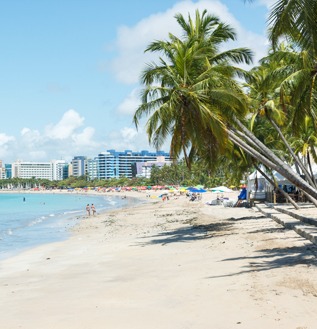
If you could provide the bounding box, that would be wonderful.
[91,204,96,216]
[234,187,247,207]
[86,204,90,216]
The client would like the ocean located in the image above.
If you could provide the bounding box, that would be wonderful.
[0,192,141,260]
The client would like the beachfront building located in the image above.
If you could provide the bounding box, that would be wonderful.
[87,158,98,180]
[71,156,87,177]
[52,160,68,180]
[5,164,12,179]
[11,160,67,181]
[95,150,171,179]
[0,166,5,179]
[132,156,173,178]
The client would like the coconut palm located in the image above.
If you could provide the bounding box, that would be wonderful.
[267,0,317,52]
[246,1,317,132]
[134,9,252,169]
[134,9,317,203]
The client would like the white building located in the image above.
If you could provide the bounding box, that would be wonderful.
[134,156,173,178]
[52,160,67,180]
[12,160,67,181]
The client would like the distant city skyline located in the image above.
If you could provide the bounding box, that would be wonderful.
[4,149,171,181]
[0,0,271,163]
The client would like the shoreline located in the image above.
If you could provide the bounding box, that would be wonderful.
[0,190,152,261]
[1,191,317,328]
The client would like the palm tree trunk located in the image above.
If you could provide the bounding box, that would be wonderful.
[254,164,299,209]
[232,116,308,177]
[267,117,316,187]
[307,151,317,186]
[227,129,317,206]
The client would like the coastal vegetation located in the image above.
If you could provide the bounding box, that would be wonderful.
[133,4,317,206]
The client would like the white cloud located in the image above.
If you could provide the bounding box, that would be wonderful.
[0,133,15,146]
[72,127,99,147]
[0,133,16,160]
[121,127,138,141]
[21,128,42,143]
[0,109,105,163]
[45,109,84,139]
[111,0,268,85]
[117,88,141,115]
[28,150,47,160]
[106,126,148,150]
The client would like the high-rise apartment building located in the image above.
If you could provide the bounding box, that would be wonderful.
[71,156,87,177]
[87,158,98,180]
[95,150,171,179]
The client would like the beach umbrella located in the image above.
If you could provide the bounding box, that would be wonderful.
[210,186,233,193]
[187,187,207,193]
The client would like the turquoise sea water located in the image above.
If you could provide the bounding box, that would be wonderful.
[0,192,140,260]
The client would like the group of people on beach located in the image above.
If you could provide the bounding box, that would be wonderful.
[86,204,96,216]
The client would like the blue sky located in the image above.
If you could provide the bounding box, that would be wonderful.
[0,0,273,163]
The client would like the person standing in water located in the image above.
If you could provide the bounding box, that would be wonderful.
[91,204,96,216]
[86,204,90,216]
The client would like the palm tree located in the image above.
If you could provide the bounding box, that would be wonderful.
[134,9,317,203]
[247,1,317,137]
[267,0,317,52]
[134,9,253,170]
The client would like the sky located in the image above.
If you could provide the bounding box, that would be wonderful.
[0,0,275,163]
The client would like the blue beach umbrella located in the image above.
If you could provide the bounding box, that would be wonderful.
[187,187,207,193]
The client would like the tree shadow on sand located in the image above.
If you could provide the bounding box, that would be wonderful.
[227,215,267,221]
[138,221,234,246]
[208,245,317,279]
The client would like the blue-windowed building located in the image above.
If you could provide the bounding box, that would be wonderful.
[5,164,12,179]
[95,149,171,179]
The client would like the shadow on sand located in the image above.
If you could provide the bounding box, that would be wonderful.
[208,244,317,279]
[138,221,234,246]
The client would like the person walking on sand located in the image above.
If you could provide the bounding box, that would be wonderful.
[86,204,90,216]
[91,204,96,216]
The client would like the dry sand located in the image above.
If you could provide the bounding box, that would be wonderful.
[1,191,317,329]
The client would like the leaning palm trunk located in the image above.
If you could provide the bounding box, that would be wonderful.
[232,116,314,181]
[267,117,316,188]
[254,164,299,209]
[227,129,317,206]
[307,151,317,187]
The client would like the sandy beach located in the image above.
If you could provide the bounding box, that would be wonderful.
[1,190,317,329]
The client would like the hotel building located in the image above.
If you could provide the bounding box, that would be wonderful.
[11,160,67,181]
[93,150,171,179]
